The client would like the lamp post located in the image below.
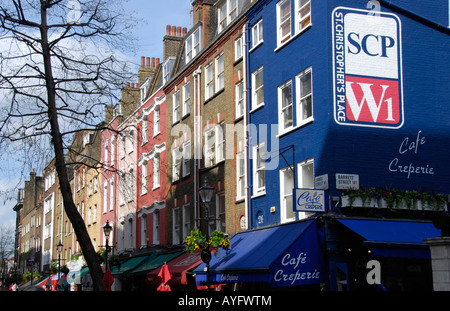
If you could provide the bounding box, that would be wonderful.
[103,220,112,271]
[57,241,63,290]
[198,177,215,291]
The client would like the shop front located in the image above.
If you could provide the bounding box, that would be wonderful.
[194,219,327,290]
[324,216,442,291]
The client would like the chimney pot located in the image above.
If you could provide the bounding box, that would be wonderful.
[177,26,182,37]
[151,57,155,68]
[136,83,139,88]
[183,27,187,36]
[131,83,135,88]
[172,25,176,35]
[141,56,145,67]
[126,82,130,88]
[156,58,160,67]
[166,25,171,35]
[146,57,150,68]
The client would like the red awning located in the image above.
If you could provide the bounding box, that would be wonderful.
[146,250,202,285]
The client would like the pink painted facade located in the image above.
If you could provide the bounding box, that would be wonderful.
[101,117,120,249]
[116,112,138,252]
[136,88,169,247]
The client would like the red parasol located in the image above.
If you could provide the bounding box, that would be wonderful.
[102,270,114,291]
[156,263,172,291]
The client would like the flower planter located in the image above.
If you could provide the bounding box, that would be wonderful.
[341,196,379,208]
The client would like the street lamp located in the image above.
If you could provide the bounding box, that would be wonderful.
[198,177,214,290]
[57,241,63,289]
[103,220,112,270]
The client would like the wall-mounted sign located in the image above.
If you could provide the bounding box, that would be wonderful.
[336,173,360,190]
[332,7,404,129]
[315,174,329,190]
[294,189,327,213]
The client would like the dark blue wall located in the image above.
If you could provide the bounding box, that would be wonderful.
[247,0,450,228]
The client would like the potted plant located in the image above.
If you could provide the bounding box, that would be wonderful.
[184,229,231,256]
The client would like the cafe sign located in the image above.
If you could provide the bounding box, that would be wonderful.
[294,189,327,213]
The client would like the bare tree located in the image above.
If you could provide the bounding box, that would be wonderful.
[0,224,14,284]
[0,0,137,290]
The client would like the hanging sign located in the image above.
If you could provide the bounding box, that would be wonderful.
[294,189,327,213]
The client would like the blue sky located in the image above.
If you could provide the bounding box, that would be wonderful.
[0,0,193,228]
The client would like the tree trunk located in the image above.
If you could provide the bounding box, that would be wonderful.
[39,2,104,291]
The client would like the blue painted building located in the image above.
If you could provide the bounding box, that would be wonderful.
[246,0,450,229]
[240,0,450,291]
[195,0,450,291]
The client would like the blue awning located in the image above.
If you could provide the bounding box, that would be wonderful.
[337,219,441,259]
[194,219,326,287]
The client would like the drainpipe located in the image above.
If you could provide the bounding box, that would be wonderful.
[193,66,202,227]
[243,23,249,230]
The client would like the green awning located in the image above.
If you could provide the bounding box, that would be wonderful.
[111,255,148,275]
[125,251,184,277]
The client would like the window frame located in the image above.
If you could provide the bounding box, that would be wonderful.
[296,67,313,126]
[280,166,295,224]
[278,79,294,133]
[182,82,191,117]
[215,53,225,92]
[251,19,263,49]
[205,62,214,100]
[173,90,180,124]
[253,142,266,196]
[297,158,314,220]
[277,0,292,46]
[251,66,264,110]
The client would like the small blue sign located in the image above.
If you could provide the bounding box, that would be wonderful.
[294,189,327,213]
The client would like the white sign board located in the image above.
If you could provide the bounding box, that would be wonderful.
[294,189,327,213]
[314,174,329,190]
[336,174,360,190]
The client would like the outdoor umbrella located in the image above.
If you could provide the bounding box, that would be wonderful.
[156,263,172,291]
[102,270,114,291]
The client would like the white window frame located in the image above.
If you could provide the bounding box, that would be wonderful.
[141,161,148,195]
[277,0,292,46]
[297,158,314,220]
[119,170,125,206]
[182,141,191,178]
[182,204,191,241]
[154,107,160,136]
[128,129,134,154]
[141,215,147,247]
[205,62,214,100]
[278,79,293,133]
[153,156,160,189]
[173,207,180,245]
[127,164,134,202]
[153,210,160,244]
[234,35,243,61]
[280,166,295,224]
[110,136,115,167]
[236,151,245,200]
[253,143,266,195]
[142,117,148,144]
[173,90,180,124]
[103,182,108,213]
[251,66,264,110]
[235,81,244,118]
[218,0,238,33]
[182,82,191,117]
[296,0,311,33]
[185,27,201,63]
[204,128,215,168]
[109,177,114,211]
[215,123,225,163]
[296,67,313,126]
[252,19,263,49]
[215,53,225,92]
[172,147,181,181]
